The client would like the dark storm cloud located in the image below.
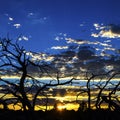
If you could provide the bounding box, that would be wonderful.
[109,24,120,34]
[92,23,120,38]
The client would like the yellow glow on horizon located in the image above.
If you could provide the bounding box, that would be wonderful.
[65,103,79,111]
[8,103,22,110]
[56,103,65,111]
[0,76,120,111]
[35,105,54,111]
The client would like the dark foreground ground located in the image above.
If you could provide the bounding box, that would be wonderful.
[0,109,120,120]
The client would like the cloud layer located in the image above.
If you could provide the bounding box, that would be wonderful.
[91,24,120,38]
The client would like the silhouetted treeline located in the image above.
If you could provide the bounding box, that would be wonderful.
[0,109,120,120]
[0,37,120,120]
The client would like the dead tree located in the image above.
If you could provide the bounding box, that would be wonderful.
[101,96,120,111]
[0,38,74,111]
[86,72,95,109]
[94,70,120,110]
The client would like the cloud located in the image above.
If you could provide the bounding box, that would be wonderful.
[104,40,111,43]
[104,65,114,72]
[13,23,21,28]
[100,51,111,57]
[65,38,88,44]
[27,12,48,24]
[51,46,68,50]
[54,36,61,41]
[4,13,14,21]
[93,23,105,30]
[104,47,116,51]
[27,12,34,17]
[32,17,47,24]
[27,52,55,62]
[80,24,84,27]
[9,17,14,21]
[65,38,111,47]
[92,30,120,38]
[98,42,112,47]
[91,33,99,38]
[110,24,120,34]
[18,36,29,41]
[54,33,68,41]
[91,24,120,38]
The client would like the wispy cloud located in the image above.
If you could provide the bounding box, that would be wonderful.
[4,14,23,29]
[104,40,111,43]
[80,24,84,27]
[104,47,116,51]
[65,38,111,47]
[100,51,111,57]
[32,17,47,24]
[27,12,34,17]
[65,38,88,44]
[93,23,105,30]
[27,52,54,62]
[18,36,29,41]
[13,23,21,28]
[51,46,68,50]
[54,33,68,41]
[27,12,48,24]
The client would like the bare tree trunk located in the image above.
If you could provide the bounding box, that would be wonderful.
[19,69,33,111]
[87,79,91,109]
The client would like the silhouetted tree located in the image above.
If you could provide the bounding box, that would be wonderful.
[94,70,120,110]
[0,38,74,111]
[1,37,120,113]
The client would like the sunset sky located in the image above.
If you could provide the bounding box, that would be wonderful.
[0,0,120,111]
[0,0,120,53]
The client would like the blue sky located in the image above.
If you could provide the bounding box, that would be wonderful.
[0,0,120,53]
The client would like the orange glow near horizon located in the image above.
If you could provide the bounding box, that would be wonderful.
[56,103,66,111]
[0,77,120,111]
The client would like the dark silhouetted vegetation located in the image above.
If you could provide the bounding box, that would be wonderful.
[0,38,120,119]
[0,109,120,120]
